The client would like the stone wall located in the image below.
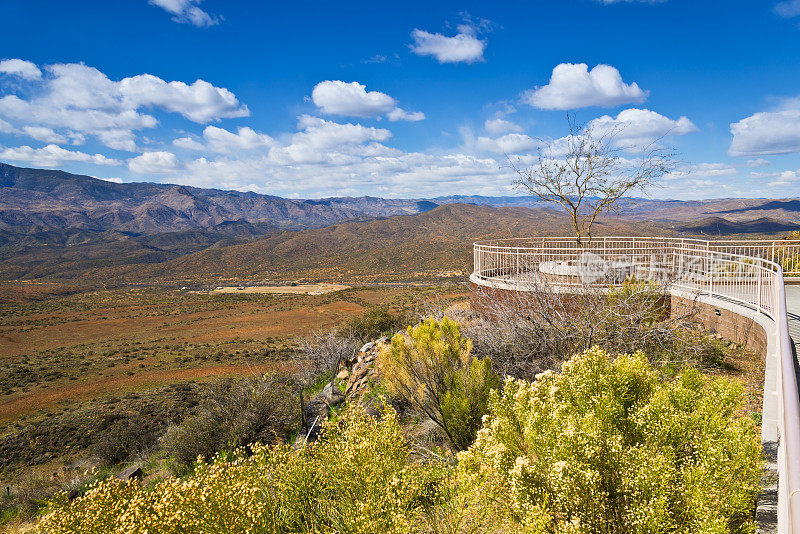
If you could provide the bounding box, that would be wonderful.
[670,294,768,356]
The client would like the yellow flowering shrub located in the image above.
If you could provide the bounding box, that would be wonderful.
[457,347,762,533]
[36,346,762,534]
[38,405,448,534]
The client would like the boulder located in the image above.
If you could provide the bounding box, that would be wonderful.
[364,403,381,420]
[320,383,345,407]
[304,395,331,422]
[296,336,393,446]
[116,465,142,482]
[345,338,387,401]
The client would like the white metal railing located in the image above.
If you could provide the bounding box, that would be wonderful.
[473,237,800,280]
[471,236,800,532]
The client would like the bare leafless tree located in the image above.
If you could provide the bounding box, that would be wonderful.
[513,116,675,247]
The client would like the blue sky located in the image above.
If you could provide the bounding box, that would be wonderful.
[0,0,799,199]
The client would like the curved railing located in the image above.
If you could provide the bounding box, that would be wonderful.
[471,236,800,531]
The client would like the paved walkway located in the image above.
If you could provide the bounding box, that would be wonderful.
[786,285,800,353]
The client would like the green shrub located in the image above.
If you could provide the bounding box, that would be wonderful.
[458,346,762,533]
[346,305,409,342]
[38,405,450,534]
[161,373,299,470]
[381,317,501,450]
[780,232,800,275]
[92,415,161,466]
[36,347,763,534]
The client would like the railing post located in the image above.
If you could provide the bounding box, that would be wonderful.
[757,269,762,311]
[708,254,713,296]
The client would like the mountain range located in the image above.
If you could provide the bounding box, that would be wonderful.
[0,162,798,285]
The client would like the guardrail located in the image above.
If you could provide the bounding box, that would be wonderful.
[471,236,800,532]
[473,237,800,280]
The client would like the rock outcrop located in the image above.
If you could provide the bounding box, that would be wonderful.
[295,337,388,447]
[345,338,386,401]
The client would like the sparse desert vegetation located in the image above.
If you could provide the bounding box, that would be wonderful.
[0,274,767,532]
[35,346,762,534]
[0,283,459,526]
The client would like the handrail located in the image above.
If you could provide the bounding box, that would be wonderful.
[471,237,799,532]
[776,278,800,532]
[472,236,800,276]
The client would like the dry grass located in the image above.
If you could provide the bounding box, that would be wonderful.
[0,286,464,416]
[0,283,467,481]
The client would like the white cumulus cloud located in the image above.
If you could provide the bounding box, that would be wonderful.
[311,80,424,122]
[270,115,394,165]
[148,0,219,27]
[586,108,697,151]
[0,59,42,80]
[766,170,800,186]
[665,162,738,181]
[102,113,740,199]
[476,133,539,154]
[0,60,248,152]
[523,63,648,110]
[729,104,800,157]
[484,118,523,135]
[175,126,273,153]
[128,151,182,174]
[0,144,121,167]
[20,126,69,144]
[120,74,248,123]
[746,158,770,168]
[409,24,486,64]
[199,125,273,152]
[164,114,517,197]
[386,108,425,122]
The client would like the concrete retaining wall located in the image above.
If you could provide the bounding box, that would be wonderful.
[670,293,769,357]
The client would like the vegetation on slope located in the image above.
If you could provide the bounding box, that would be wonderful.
[64,204,673,285]
[37,348,761,534]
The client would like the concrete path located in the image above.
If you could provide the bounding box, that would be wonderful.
[756,284,800,533]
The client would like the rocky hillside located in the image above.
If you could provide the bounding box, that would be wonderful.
[0,203,672,284]
[2,161,800,285]
[678,216,800,235]
[0,163,437,243]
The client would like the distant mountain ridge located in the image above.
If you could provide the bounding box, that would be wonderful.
[0,203,673,284]
[678,216,800,235]
[3,162,800,246]
[2,161,800,286]
[0,163,438,244]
